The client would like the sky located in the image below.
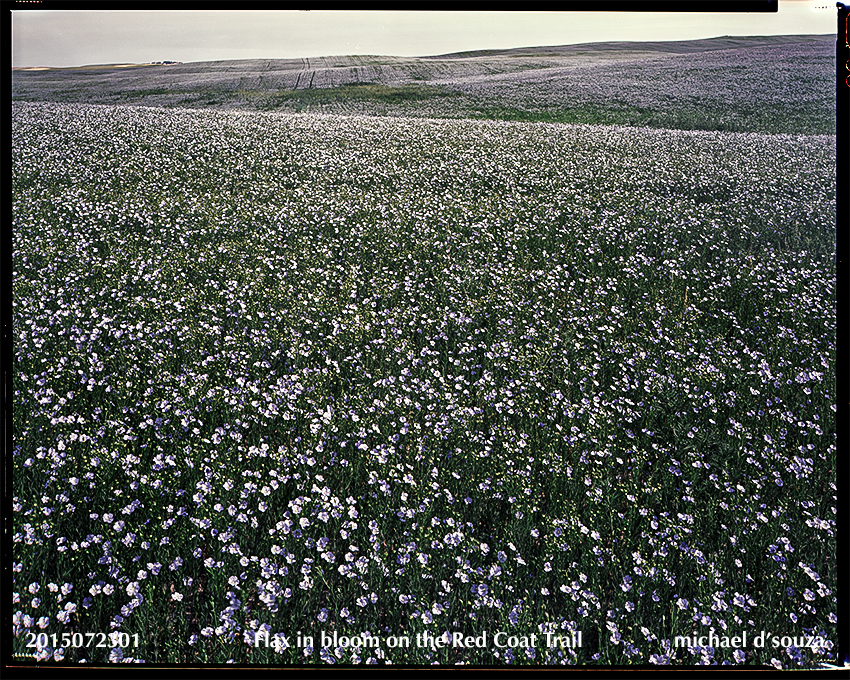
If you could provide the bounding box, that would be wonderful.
[11,4,837,69]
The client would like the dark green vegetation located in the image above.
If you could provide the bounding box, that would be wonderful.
[12,35,834,134]
[468,102,826,134]
[256,83,459,112]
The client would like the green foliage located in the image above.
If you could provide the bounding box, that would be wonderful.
[259,83,458,110]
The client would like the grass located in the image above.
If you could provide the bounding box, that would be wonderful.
[257,83,459,111]
[469,103,833,135]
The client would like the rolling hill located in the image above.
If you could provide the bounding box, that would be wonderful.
[12,34,835,135]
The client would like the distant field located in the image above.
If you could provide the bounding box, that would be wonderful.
[11,35,835,134]
[12,100,836,666]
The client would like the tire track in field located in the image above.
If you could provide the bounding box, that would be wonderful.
[293,57,310,90]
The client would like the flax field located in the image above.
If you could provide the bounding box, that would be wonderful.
[11,97,836,666]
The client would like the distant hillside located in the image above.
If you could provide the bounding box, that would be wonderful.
[11,35,835,134]
[425,34,830,58]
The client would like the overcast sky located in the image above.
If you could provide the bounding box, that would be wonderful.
[11,4,836,68]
